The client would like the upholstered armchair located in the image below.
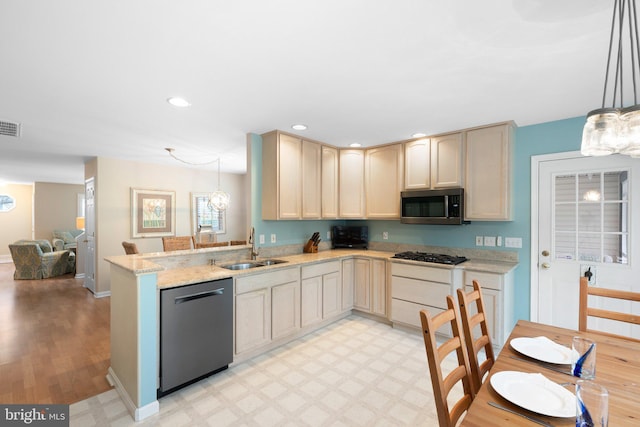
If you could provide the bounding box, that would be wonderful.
[52,229,83,251]
[9,240,75,279]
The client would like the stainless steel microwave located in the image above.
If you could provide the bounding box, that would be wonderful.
[400,188,466,225]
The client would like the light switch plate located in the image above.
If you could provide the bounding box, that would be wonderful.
[382,231,388,240]
[475,236,483,246]
[270,234,276,243]
[327,231,331,239]
[259,234,265,244]
[505,237,523,248]
[484,236,496,247]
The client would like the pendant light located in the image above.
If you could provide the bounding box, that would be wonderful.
[581,0,640,157]
[208,158,230,212]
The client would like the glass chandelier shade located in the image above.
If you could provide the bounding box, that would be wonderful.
[581,0,640,157]
[208,158,230,212]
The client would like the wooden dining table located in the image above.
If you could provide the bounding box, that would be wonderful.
[460,320,640,426]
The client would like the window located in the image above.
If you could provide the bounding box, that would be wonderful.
[191,192,225,236]
[0,194,16,212]
[554,170,628,264]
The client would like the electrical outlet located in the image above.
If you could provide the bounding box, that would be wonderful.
[327,231,331,240]
[259,234,265,244]
[270,234,276,243]
[484,236,496,247]
[475,236,483,246]
[382,231,388,240]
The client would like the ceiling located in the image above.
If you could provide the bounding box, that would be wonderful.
[0,0,618,184]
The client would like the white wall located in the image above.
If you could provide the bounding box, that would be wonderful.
[92,157,246,294]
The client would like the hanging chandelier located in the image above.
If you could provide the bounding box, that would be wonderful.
[581,0,640,157]
[208,158,230,212]
[165,147,230,211]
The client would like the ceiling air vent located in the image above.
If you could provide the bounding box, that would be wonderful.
[0,120,21,137]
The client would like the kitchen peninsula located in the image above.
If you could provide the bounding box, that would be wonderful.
[105,244,517,421]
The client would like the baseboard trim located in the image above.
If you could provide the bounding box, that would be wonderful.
[75,273,85,279]
[0,255,12,264]
[107,367,159,422]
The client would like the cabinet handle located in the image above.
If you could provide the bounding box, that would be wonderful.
[174,288,225,304]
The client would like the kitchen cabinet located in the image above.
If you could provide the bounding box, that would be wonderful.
[321,145,339,218]
[234,267,300,356]
[261,131,322,220]
[404,138,431,189]
[463,269,514,349]
[431,133,463,188]
[301,261,342,327]
[341,259,354,310]
[390,263,460,336]
[339,149,366,218]
[464,122,514,220]
[353,257,387,317]
[365,144,404,218]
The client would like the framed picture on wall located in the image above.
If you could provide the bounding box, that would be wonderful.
[131,188,176,238]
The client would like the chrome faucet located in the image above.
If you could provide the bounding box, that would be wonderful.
[249,227,260,260]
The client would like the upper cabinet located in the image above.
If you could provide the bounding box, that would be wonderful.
[262,131,321,220]
[321,145,339,218]
[366,144,403,218]
[339,149,366,218]
[404,138,431,189]
[431,133,464,188]
[464,123,514,221]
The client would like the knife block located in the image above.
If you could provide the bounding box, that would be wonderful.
[303,240,318,253]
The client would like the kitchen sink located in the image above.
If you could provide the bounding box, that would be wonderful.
[220,259,288,270]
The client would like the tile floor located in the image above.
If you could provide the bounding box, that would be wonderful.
[70,315,461,426]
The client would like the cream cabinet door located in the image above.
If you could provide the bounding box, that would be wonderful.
[404,138,431,189]
[339,149,365,218]
[321,145,339,218]
[302,140,321,219]
[322,271,341,319]
[464,284,499,347]
[235,288,271,354]
[353,258,371,311]
[464,123,513,220]
[371,259,386,317]
[365,144,403,218]
[342,259,354,310]
[271,281,300,340]
[301,276,322,327]
[431,133,463,188]
[278,134,302,218]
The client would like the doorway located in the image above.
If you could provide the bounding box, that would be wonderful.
[532,152,640,337]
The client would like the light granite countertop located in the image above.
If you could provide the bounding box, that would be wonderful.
[107,248,518,289]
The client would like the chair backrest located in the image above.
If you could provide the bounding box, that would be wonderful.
[162,236,192,251]
[195,241,229,248]
[579,276,640,341]
[420,295,475,427]
[456,280,495,394]
[230,240,247,246]
[122,241,139,255]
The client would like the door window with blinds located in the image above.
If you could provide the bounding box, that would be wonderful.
[191,192,225,236]
[554,170,629,264]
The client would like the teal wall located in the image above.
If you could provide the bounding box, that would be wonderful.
[249,116,586,322]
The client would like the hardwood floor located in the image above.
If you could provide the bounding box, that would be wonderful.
[0,262,112,404]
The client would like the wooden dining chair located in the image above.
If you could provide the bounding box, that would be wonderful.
[579,276,640,342]
[195,241,228,248]
[162,236,192,251]
[121,241,139,255]
[230,240,247,246]
[457,280,495,394]
[420,295,475,427]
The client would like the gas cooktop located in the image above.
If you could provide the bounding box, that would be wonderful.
[391,251,468,265]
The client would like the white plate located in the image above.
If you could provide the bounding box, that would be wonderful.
[510,336,573,364]
[490,371,576,418]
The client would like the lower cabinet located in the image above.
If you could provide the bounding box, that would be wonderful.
[353,257,387,317]
[235,267,300,356]
[341,259,354,310]
[301,261,342,328]
[463,269,514,348]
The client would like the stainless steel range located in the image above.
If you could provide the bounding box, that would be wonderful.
[391,251,468,265]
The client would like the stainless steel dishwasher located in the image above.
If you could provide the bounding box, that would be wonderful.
[158,278,233,396]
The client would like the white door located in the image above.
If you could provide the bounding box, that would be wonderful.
[84,177,96,293]
[532,152,640,337]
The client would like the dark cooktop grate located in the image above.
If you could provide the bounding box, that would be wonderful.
[391,251,468,265]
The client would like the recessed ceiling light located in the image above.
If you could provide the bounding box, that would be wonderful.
[167,97,191,107]
[291,124,307,130]
[412,133,427,138]
[349,143,362,148]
